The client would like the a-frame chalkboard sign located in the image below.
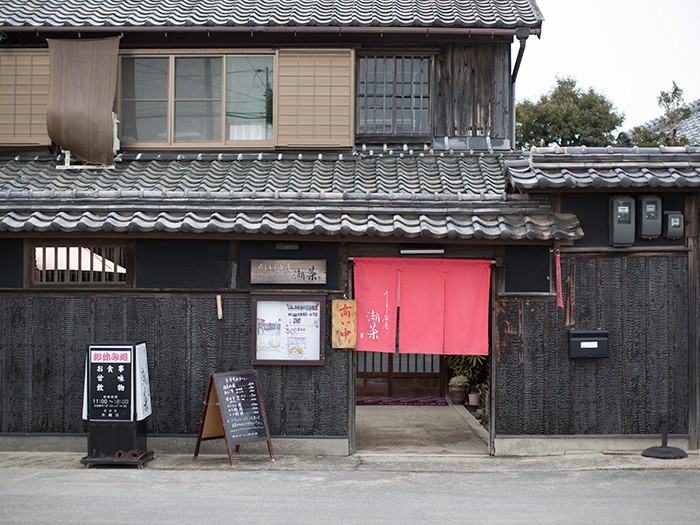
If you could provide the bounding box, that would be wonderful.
[193,370,274,467]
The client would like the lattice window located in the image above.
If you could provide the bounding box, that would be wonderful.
[33,244,127,286]
[356,55,431,137]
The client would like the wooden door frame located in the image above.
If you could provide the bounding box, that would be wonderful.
[689,195,699,450]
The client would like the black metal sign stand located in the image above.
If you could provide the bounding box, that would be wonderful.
[82,420,154,468]
[193,370,274,467]
[81,342,154,468]
[641,417,688,460]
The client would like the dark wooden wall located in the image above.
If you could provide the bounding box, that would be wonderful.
[495,254,689,435]
[434,43,511,140]
[0,295,350,437]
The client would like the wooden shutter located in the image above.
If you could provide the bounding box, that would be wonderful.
[0,50,50,145]
[276,49,354,148]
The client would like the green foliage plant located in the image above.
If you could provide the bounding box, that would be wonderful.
[628,81,691,147]
[516,77,624,150]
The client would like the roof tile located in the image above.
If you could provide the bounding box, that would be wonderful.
[0,152,580,240]
[507,146,700,191]
[0,0,543,29]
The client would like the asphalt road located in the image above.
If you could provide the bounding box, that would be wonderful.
[1,467,699,524]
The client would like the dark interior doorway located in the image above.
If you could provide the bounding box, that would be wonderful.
[355,351,446,398]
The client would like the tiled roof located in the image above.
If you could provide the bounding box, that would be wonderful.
[635,99,700,146]
[676,100,700,146]
[0,0,543,29]
[506,146,700,191]
[0,152,580,240]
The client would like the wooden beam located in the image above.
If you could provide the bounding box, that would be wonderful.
[686,195,699,449]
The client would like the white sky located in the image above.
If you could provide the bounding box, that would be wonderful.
[515,0,700,130]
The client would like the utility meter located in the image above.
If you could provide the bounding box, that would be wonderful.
[664,211,684,240]
[609,196,635,247]
[638,195,662,239]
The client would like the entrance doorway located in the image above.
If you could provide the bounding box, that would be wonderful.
[355,351,445,398]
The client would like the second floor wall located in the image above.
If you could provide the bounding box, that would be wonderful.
[0,40,513,152]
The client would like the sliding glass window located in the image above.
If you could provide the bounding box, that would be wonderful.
[120,54,274,146]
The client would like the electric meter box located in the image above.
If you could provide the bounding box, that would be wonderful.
[638,195,662,238]
[664,211,684,239]
[569,330,609,358]
[609,196,635,247]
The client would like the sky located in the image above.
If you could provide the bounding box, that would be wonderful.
[515,0,700,130]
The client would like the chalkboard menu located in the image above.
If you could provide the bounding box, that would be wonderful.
[194,370,274,467]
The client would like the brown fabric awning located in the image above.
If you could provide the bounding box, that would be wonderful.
[47,37,119,165]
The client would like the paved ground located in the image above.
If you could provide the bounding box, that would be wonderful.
[355,404,489,455]
[3,405,700,524]
[0,404,697,472]
[2,467,700,524]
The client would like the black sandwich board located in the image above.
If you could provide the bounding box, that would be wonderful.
[193,370,274,467]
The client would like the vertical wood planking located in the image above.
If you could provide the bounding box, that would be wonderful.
[1,298,30,431]
[221,298,252,372]
[622,256,648,433]
[154,297,189,433]
[598,257,624,433]
[432,43,508,139]
[646,256,668,432]
[492,43,511,139]
[433,45,448,137]
[187,298,222,433]
[257,366,285,434]
[669,256,689,433]
[521,300,545,433]
[30,297,65,432]
[126,298,157,433]
[495,253,689,436]
[94,297,127,341]
[0,294,351,438]
[494,301,523,435]
[317,310,349,436]
[63,298,94,432]
[281,367,317,435]
[571,257,598,433]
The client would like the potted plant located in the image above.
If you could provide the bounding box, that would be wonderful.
[446,355,488,406]
[448,374,469,405]
[468,385,482,407]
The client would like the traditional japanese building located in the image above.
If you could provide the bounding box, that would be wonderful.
[0,0,698,456]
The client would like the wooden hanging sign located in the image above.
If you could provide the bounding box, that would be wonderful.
[331,299,357,348]
[193,370,274,467]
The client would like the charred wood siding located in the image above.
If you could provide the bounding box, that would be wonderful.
[495,254,689,435]
[0,296,349,437]
[434,43,511,139]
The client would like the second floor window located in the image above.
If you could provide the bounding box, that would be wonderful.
[120,54,274,145]
[356,55,431,138]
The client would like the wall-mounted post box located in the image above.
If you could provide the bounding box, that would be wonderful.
[664,211,684,239]
[609,196,635,247]
[569,330,609,358]
[638,195,662,238]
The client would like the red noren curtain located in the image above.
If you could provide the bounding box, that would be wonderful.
[354,258,491,355]
[397,260,445,354]
[354,258,399,353]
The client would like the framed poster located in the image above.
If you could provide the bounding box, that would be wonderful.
[251,294,326,365]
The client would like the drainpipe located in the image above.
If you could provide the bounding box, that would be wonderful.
[510,27,531,149]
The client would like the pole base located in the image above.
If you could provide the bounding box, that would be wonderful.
[641,446,688,460]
